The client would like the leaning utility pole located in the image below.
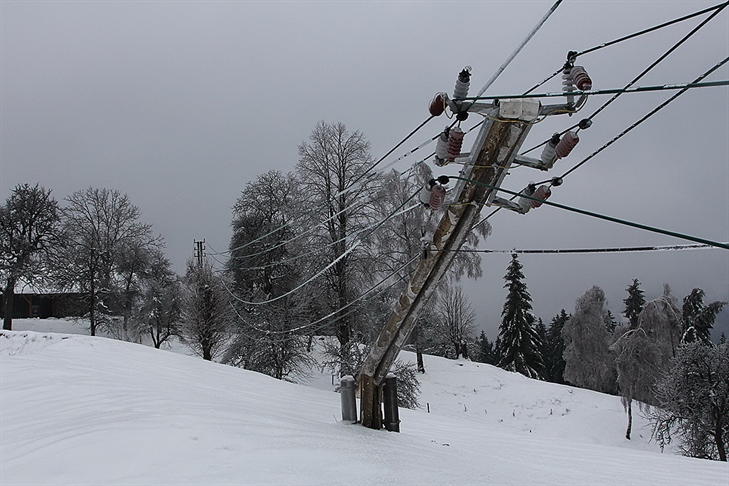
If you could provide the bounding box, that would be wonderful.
[359,63,591,429]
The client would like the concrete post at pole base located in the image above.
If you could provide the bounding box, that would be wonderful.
[340,375,357,423]
[383,374,400,432]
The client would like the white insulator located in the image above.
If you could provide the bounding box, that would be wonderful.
[540,134,559,168]
[517,184,536,213]
[562,67,576,104]
[419,184,432,206]
[453,67,471,100]
[434,130,449,167]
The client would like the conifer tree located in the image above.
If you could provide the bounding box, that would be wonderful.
[497,254,544,379]
[682,288,727,345]
[623,279,646,329]
[476,330,496,365]
[545,309,569,383]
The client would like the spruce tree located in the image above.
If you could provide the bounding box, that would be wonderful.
[497,254,544,379]
[545,309,569,383]
[623,279,646,329]
[682,288,727,345]
[476,330,496,364]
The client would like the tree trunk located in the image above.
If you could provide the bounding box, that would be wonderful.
[414,326,425,373]
[3,279,16,331]
[625,399,632,440]
[716,412,727,461]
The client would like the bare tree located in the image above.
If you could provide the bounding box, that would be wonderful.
[433,281,477,359]
[55,188,159,336]
[295,121,377,361]
[0,183,60,330]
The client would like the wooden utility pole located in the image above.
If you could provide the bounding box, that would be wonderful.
[359,94,582,428]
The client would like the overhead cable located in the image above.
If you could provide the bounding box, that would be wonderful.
[448,176,729,251]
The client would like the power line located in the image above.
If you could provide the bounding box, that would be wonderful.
[577,1,729,58]
[474,0,563,99]
[586,3,728,123]
[521,1,729,96]
[460,80,728,102]
[451,243,722,255]
[227,190,422,306]
[226,253,420,341]
[448,176,729,251]
[560,57,729,179]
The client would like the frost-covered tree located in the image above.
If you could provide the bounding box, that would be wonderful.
[544,310,569,384]
[623,279,646,329]
[180,260,231,361]
[296,121,377,351]
[497,254,543,379]
[612,291,685,439]
[0,183,60,330]
[136,251,181,349]
[611,326,662,440]
[651,342,729,461]
[562,286,616,394]
[224,171,317,379]
[228,170,300,297]
[682,288,726,345]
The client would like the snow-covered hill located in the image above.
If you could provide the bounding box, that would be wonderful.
[1,320,726,485]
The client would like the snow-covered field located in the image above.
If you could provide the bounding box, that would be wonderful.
[1,319,726,485]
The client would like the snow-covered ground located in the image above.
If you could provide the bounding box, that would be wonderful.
[1,319,726,485]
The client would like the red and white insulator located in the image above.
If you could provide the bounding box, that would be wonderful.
[419,180,447,210]
[453,67,471,100]
[434,129,449,167]
[540,133,560,168]
[530,185,552,208]
[429,184,447,210]
[555,130,579,158]
[429,92,447,117]
[570,66,592,91]
[446,127,464,163]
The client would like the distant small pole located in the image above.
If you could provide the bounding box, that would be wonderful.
[340,376,357,423]
[194,239,206,267]
[383,374,400,432]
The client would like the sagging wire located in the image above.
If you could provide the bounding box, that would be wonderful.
[226,253,421,340]
[233,202,421,273]
[227,189,423,306]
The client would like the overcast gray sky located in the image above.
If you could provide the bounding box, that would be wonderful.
[2,0,728,339]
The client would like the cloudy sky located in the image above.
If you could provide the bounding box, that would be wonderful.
[2,0,728,339]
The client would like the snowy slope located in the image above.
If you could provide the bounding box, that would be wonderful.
[1,324,727,485]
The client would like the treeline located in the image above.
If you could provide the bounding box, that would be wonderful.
[468,253,727,461]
